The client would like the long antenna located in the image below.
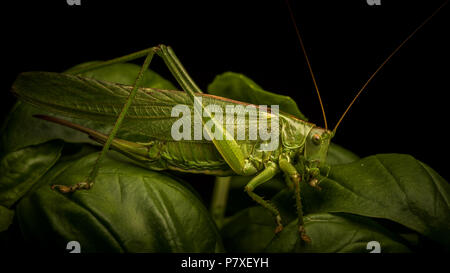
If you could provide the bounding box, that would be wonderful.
[333,0,448,132]
[286,0,328,130]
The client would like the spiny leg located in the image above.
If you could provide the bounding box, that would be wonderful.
[66,45,203,95]
[244,162,283,233]
[51,49,156,192]
[44,115,167,193]
[51,44,251,193]
[161,47,257,177]
[279,156,311,243]
[298,159,322,190]
[308,164,331,190]
[52,45,202,193]
[292,174,311,243]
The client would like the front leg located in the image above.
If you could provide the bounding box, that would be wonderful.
[244,162,283,233]
[279,154,311,243]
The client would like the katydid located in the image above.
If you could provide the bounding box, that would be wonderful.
[9,1,448,243]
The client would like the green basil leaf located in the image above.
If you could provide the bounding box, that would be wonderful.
[301,154,450,247]
[0,140,63,208]
[221,208,410,253]
[326,143,359,165]
[1,102,94,154]
[0,205,14,232]
[221,206,277,252]
[266,213,411,253]
[17,152,223,253]
[207,72,307,120]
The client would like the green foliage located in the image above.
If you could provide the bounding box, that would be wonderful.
[221,154,450,252]
[16,152,223,252]
[303,154,450,245]
[208,72,308,120]
[0,206,14,232]
[222,210,411,253]
[1,64,448,253]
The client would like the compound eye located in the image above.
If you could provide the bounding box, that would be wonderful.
[312,134,321,145]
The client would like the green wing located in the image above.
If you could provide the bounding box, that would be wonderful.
[12,72,268,143]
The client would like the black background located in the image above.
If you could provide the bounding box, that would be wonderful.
[2,0,449,180]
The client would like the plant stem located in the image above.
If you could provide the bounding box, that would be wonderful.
[210,176,231,228]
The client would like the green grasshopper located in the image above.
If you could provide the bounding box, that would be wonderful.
[9,1,447,243]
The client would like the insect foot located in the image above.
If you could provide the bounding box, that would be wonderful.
[299,225,312,243]
[309,178,322,191]
[274,215,284,234]
[51,181,93,193]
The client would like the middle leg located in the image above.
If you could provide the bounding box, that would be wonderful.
[279,155,311,243]
[244,162,283,233]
